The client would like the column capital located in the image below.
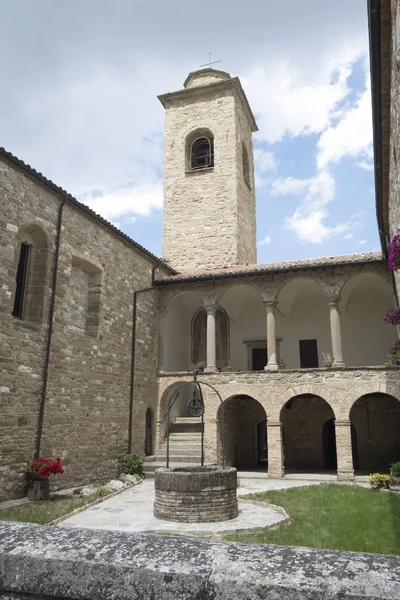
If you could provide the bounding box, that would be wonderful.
[262,298,278,308]
[335,420,351,427]
[326,293,341,307]
[204,303,218,315]
[267,420,282,427]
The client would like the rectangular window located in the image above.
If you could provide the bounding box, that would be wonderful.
[299,339,319,368]
[252,347,267,371]
[12,243,30,318]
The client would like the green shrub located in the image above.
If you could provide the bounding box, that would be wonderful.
[91,485,110,498]
[118,453,143,477]
[390,462,400,481]
[368,473,392,489]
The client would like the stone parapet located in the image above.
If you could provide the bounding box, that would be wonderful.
[1,521,399,599]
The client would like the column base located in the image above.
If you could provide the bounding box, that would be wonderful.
[264,363,278,372]
[204,366,217,374]
[267,470,285,478]
[337,471,355,481]
[332,361,345,368]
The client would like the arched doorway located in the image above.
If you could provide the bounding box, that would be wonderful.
[281,394,336,472]
[218,395,267,470]
[145,408,153,456]
[350,394,400,473]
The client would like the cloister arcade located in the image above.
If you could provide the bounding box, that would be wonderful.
[156,378,400,478]
[158,270,395,373]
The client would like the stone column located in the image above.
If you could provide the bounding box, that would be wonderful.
[204,304,217,373]
[267,421,284,477]
[263,300,278,371]
[335,420,354,481]
[327,294,345,367]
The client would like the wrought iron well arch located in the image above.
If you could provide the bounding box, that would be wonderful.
[161,369,226,469]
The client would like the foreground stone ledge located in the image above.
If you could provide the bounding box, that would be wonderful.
[1,522,399,599]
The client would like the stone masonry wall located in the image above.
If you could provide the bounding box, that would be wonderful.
[0,156,165,500]
[235,95,257,266]
[157,368,400,474]
[161,79,256,271]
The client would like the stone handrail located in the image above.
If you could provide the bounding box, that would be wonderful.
[1,521,399,599]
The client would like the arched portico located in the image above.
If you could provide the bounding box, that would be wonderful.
[280,394,336,473]
[350,393,400,472]
[217,395,267,470]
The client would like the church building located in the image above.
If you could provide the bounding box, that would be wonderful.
[1,8,400,499]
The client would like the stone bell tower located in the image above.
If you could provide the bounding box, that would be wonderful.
[158,68,258,272]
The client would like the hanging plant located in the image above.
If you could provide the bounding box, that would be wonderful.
[388,230,400,270]
[384,308,400,326]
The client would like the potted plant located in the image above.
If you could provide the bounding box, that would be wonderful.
[321,351,333,367]
[388,229,400,271]
[386,340,400,366]
[26,457,64,501]
[279,358,285,370]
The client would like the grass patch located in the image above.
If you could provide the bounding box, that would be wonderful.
[0,495,92,525]
[227,484,400,555]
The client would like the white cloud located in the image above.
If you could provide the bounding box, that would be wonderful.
[282,170,351,243]
[317,75,372,169]
[258,234,272,246]
[357,160,374,171]
[254,149,277,173]
[358,239,367,245]
[271,176,310,196]
[243,57,358,144]
[344,233,354,239]
[83,181,163,221]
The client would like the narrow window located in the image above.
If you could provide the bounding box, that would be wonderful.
[242,143,250,187]
[12,243,30,318]
[190,137,214,169]
[299,339,319,368]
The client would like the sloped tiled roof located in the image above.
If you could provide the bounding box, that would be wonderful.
[0,147,175,273]
[156,252,385,285]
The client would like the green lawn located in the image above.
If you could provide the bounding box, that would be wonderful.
[227,484,400,555]
[0,495,92,525]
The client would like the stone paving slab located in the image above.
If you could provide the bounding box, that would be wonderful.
[58,477,326,537]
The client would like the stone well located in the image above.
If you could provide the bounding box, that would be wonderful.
[153,466,238,523]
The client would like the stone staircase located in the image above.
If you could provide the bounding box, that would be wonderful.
[143,416,205,477]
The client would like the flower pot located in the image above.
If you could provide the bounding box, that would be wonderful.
[28,476,50,501]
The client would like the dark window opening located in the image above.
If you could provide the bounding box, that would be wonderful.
[242,143,250,187]
[299,339,319,368]
[190,137,214,169]
[252,347,267,371]
[12,243,30,318]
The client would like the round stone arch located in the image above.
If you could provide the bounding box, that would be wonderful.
[274,384,340,421]
[345,382,400,417]
[348,383,400,472]
[216,393,268,470]
[276,273,330,299]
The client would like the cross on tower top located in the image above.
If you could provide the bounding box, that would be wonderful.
[199,53,222,69]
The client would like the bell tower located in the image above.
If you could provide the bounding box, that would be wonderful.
[158,68,258,272]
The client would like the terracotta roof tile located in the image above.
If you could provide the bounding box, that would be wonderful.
[156,252,385,284]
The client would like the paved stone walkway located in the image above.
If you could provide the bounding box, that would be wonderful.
[58,476,324,537]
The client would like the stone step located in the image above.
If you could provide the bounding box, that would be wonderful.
[169,423,203,433]
[175,416,203,424]
[168,433,202,439]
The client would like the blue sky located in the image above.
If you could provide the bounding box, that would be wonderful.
[0,0,378,266]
